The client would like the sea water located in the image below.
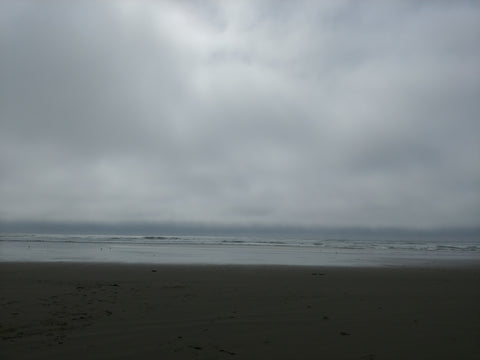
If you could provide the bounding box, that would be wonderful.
[1,233,479,267]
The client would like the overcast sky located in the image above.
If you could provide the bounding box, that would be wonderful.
[1,0,479,230]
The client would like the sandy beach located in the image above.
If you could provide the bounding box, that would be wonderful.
[1,263,479,359]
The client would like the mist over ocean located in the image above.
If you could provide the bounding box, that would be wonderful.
[1,1,479,265]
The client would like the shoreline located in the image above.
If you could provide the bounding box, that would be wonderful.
[1,262,480,359]
[2,233,479,267]
[1,256,479,268]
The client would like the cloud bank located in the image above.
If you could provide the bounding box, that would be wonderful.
[1,0,479,229]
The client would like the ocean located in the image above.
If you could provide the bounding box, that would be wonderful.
[1,232,479,267]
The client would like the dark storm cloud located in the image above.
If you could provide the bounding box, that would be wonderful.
[1,0,479,228]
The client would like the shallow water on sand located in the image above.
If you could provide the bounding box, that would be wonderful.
[1,233,479,266]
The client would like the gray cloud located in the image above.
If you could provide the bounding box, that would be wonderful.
[1,0,479,229]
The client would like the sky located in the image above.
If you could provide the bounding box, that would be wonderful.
[1,0,479,231]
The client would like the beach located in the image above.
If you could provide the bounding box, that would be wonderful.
[1,263,479,359]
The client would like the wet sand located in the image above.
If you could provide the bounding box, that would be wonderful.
[1,263,479,359]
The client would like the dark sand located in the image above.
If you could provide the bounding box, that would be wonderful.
[1,263,479,359]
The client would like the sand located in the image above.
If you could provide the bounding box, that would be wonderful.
[1,263,479,359]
